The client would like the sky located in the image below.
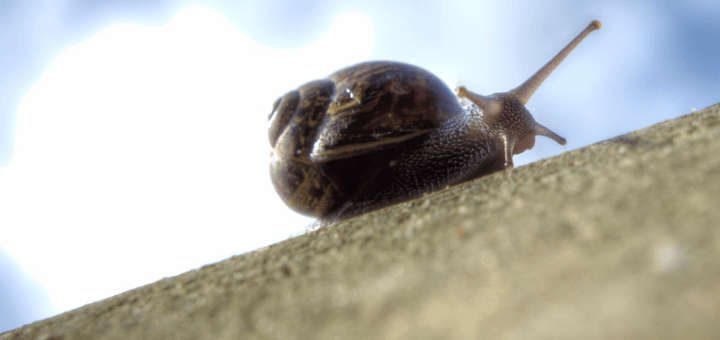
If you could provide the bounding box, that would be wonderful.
[1,0,719,332]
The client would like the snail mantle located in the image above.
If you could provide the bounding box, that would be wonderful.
[4,103,720,339]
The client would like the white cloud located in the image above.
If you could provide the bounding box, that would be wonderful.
[1,7,373,312]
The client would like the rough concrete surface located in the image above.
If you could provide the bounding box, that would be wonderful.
[4,103,720,340]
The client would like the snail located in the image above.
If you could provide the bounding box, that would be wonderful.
[269,20,601,221]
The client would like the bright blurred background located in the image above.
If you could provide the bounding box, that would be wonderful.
[1,0,718,332]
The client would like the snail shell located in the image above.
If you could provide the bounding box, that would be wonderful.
[268,21,601,221]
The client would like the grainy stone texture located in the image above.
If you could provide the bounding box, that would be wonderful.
[3,103,720,340]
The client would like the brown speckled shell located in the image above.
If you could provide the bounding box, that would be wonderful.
[268,62,463,218]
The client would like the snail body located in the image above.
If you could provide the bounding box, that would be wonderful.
[269,21,601,221]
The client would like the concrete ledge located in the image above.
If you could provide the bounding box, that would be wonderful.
[4,103,720,339]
